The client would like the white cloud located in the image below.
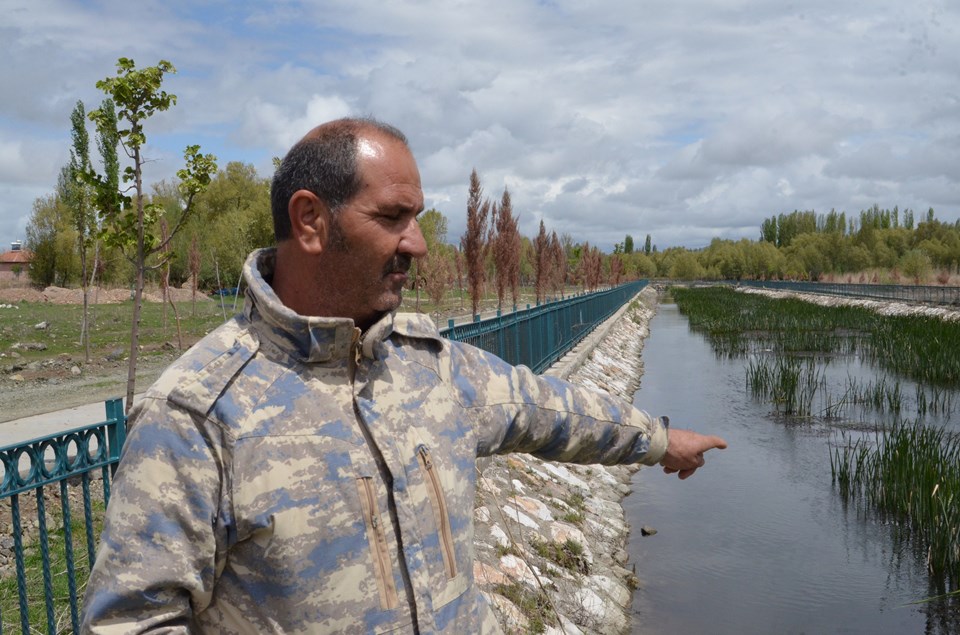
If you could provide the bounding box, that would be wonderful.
[1,0,959,250]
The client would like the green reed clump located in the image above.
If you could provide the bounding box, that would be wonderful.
[672,286,960,388]
[746,355,823,416]
[845,375,903,413]
[831,420,960,586]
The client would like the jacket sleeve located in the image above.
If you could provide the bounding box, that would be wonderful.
[81,397,230,634]
[447,340,669,466]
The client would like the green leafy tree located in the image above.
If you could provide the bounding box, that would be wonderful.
[899,249,932,284]
[25,189,78,286]
[415,208,449,312]
[68,101,96,361]
[643,233,652,256]
[87,58,217,413]
[667,250,703,280]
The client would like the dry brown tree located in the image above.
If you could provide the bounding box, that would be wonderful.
[492,187,521,311]
[549,230,566,299]
[460,169,490,318]
[533,220,550,304]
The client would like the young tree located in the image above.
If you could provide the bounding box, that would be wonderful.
[549,231,566,298]
[491,188,521,310]
[460,169,489,318]
[68,101,96,362]
[189,234,202,316]
[533,220,550,304]
[88,58,217,413]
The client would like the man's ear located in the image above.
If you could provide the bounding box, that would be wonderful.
[288,190,329,255]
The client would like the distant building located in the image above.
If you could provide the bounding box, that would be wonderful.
[0,241,32,282]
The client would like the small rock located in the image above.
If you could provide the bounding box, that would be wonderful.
[106,348,125,362]
[71,365,82,376]
[10,374,24,382]
[34,321,49,330]
[640,525,657,537]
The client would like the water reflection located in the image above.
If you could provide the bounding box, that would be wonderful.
[625,302,959,635]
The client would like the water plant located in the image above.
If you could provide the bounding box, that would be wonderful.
[830,420,960,588]
[745,355,823,417]
[672,286,960,386]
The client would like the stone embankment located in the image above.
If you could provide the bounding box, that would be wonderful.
[474,286,659,634]
[738,285,960,321]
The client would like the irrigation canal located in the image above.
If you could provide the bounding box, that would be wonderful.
[623,300,956,634]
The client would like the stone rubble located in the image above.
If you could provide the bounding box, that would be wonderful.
[475,287,659,634]
[738,285,960,321]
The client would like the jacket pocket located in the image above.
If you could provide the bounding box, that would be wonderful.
[416,444,457,579]
[357,476,400,610]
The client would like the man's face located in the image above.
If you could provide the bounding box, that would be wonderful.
[319,133,427,329]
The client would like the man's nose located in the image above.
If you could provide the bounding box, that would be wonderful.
[400,218,428,259]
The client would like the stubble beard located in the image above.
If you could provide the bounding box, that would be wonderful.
[327,214,412,317]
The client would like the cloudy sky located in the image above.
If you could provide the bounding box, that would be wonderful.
[3,0,958,253]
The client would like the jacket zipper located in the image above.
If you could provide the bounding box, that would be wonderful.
[350,328,362,382]
[416,445,457,579]
[357,477,400,610]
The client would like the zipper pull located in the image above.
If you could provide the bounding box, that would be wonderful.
[418,445,433,470]
[352,328,362,368]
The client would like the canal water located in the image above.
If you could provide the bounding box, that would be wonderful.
[624,301,952,635]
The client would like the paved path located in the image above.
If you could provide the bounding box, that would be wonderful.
[0,398,137,449]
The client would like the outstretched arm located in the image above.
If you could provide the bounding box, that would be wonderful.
[659,428,728,479]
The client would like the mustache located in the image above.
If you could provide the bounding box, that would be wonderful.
[384,255,413,276]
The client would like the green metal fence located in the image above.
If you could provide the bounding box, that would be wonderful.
[735,279,960,306]
[0,399,125,635]
[442,280,648,373]
[0,280,646,633]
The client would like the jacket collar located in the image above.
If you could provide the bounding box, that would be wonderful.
[241,248,441,363]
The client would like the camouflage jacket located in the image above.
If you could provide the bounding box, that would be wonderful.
[82,248,669,634]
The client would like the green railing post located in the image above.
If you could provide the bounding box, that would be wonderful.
[105,398,126,474]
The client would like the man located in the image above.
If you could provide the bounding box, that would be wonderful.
[82,117,726,633]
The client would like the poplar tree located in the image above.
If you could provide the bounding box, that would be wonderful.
[68,101,95,361]
[88,58,217,413]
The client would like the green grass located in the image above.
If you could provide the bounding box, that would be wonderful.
[530,538,590,575]
[490,582,556,633]
[0,297,228,365]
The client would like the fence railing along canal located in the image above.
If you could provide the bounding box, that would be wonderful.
[0,280,647,633]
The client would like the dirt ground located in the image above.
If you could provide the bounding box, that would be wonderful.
[0,285,211,422]
[0,284,204,305]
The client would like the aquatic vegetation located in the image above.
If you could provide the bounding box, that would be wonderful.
[673,286,960,385]
[831,420,960,587]
[673,285,960,588]
[746,356,823,417]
